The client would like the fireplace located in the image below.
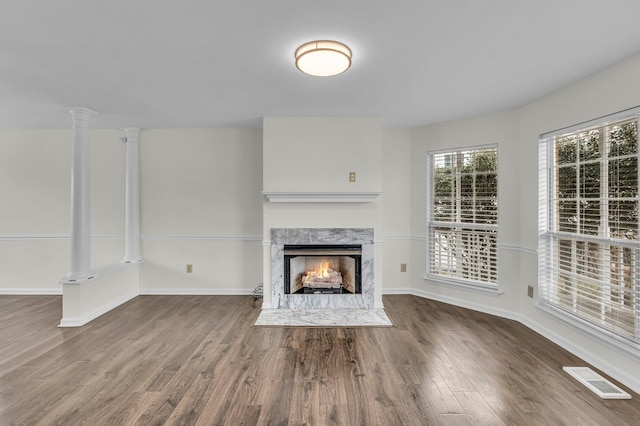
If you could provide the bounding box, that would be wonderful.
[284,244,362,295]
[270,228,375,309]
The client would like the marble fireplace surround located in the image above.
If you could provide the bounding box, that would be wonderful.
[270,228,374,309]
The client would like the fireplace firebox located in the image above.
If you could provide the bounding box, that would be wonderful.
[284,244,362,294]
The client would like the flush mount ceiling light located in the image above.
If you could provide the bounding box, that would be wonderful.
[295,40,352,77]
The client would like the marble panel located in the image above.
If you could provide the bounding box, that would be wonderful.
[271,228,374,309]
[254,308,393,327]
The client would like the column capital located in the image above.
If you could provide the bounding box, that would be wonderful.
[121,128,141,141]
[68,107,97,127]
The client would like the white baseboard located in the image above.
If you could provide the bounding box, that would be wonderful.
[392,288,640,395]
[0,288,63,295]
[139,288,254,296]
[518,315,640,395]
[382,287,414,295]
[409,287,520,322]
[58,291,138,327]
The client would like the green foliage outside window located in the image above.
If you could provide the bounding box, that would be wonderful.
[543,116,639,342]
[555,120,637,239]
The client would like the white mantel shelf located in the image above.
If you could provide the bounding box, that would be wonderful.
[262,192,382,203]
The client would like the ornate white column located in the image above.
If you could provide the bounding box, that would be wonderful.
[66,107,96,281]
[122,128,142,263]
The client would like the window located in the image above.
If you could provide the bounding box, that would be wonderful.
[427,146,498,289]
[539,110,640,348]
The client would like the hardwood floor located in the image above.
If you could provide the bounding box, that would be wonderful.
[1,294,640,425]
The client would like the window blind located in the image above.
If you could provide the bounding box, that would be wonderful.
[539,112,640,345]
[428,147,498,286]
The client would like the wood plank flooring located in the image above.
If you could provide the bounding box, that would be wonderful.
[1,294,640,425]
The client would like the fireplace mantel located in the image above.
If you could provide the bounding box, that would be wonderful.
[262,192,381,203]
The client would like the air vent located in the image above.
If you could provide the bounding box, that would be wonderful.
[563,367,631,399]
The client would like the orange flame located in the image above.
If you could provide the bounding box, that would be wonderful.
[313,262,329,278]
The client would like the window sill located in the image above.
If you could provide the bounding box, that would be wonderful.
[424,274,502,297]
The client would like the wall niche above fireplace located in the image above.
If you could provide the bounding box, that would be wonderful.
[284,244,362,295]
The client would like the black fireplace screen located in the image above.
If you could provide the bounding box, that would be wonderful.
[284,244,362,294]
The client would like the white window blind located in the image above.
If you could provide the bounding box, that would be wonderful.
[539,111,640,346]
[428,147,498,286]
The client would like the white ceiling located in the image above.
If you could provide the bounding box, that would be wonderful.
[2,0,640,129]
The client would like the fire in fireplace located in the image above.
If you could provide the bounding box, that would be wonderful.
[284,244,362,294]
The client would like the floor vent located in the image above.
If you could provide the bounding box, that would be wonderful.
[563,366,631,399]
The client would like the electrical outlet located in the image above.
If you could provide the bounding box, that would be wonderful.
[186,264,193,273]
[527,285,534,298]
[349,172,356,182]
[400,263,407,272]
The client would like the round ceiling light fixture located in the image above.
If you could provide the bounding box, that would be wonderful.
[295,40,352,77]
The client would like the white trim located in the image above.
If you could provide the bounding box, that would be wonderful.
[383,235,427,242]
[382,287,414,295]
[410,287,516,319]
[60,262,139,285]
[0,235,262,242]
[0,234,430,244]
[58,291,138,327]
[141,235,262,241]
[0,288,63,295]
[262,192,381,203]
[0,235,125,241]
[139,288,254,296]
[383,235,414,241]
[498,244,537,255]
[0,235,264,242]
[0,235,68,241]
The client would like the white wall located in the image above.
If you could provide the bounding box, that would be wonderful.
[0,127,263,295]
[410,110,520,311]
[0,129,126,293]
[262,117,385,307]
[381,128,412,292]
[263,117,382,192]
[409,52,640,392]
[138,128,263,294]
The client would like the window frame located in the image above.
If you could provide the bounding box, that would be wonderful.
[538,107,640,356]
[426,144,499,294]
